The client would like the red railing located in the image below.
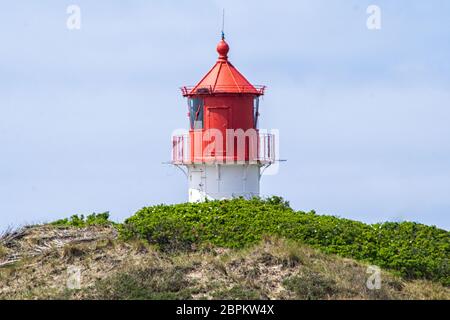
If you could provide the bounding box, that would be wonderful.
[180,85,266,96]
[172,133,275,165]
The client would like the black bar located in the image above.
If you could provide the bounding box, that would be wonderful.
[0,300,446,319]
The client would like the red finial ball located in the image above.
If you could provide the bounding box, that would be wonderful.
[217,39,229,60]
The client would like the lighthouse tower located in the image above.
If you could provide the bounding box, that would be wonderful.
[172,36,275,202]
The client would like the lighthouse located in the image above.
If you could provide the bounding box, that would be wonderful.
[172,35,275,202]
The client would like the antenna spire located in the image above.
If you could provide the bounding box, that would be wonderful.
[221,9,225,40]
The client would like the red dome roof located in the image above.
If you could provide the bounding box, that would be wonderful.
[182,39,265,96]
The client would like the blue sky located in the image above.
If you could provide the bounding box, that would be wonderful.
[1,0,449,231]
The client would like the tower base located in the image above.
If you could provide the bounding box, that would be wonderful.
[187,163,260,202]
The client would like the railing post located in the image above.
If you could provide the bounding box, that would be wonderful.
[264,134,267,162]
[181,136,184,163]
[172,137,175,163]
[271,134,274,162]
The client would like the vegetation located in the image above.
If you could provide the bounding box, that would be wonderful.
[51,212,113,228]
[0,245,7,259]
[1,230,449,300]
[120,197,450,285]
[283,270,337,299]
[83,266,194,300]
[211,285,262,300]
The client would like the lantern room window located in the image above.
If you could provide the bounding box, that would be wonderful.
[253,97,260,128]
[188,98,204,129]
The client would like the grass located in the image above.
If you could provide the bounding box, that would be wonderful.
[211,285,263,300]
[0,245,8,259]
[4,196,447,300]
[77,266,194,300]
[1,235,449,300]
[62,244,86,262]
[283,270,337,300]
[120,197,450,285]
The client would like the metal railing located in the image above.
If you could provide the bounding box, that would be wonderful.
[172,134,190,165]
[171,132,275,165]
[258,133,276,164]
[180,85,266,96]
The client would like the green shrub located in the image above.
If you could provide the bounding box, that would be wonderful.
[51,212,113,228]
[120,197,450,285]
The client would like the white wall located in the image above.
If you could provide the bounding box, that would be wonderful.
[187,164,260,202]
